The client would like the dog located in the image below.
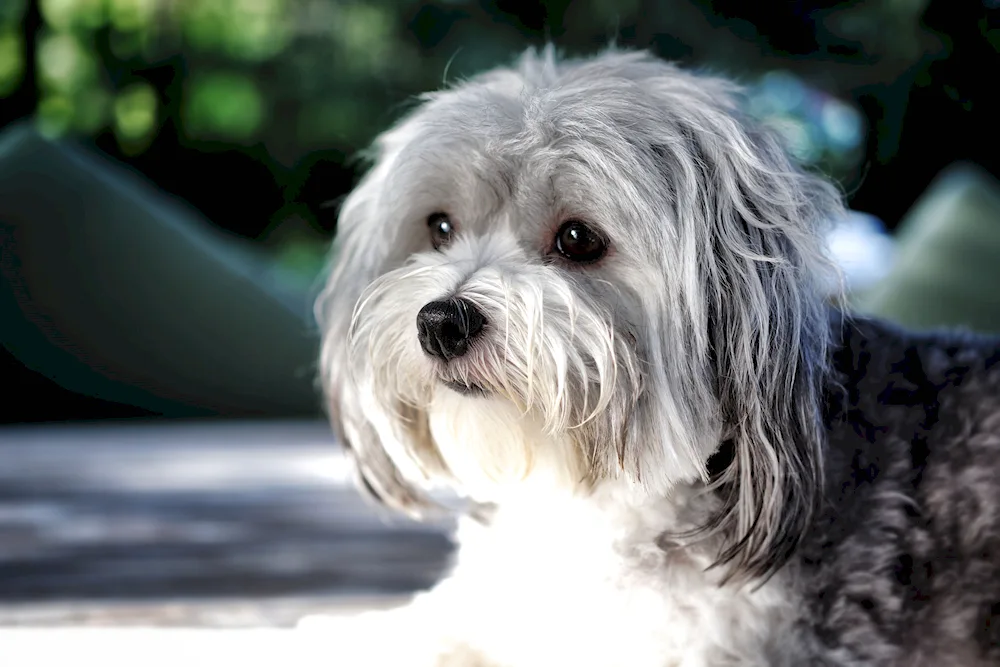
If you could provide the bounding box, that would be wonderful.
[312,47,1000,666]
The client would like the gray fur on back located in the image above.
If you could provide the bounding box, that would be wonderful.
[800,314,1000,665]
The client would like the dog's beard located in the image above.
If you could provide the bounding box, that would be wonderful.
[427,391,587,500]
[346,237,643,499]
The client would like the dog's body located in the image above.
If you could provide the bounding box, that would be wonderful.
[314,48,1000,666]
[802,316,1000,666]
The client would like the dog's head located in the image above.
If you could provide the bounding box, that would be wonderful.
[316,48,843,579]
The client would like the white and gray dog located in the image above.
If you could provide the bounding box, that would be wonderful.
[313,48,1000,666]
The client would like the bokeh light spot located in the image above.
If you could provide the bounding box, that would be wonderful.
[40,0,106,32]
[0,30,24,97]
[183,71,265,141]
[114,81,157,140]
[38,32,96,92]
[821,99,864,151]
[107,0,156,33]
[759,70,807,114]
[331,3,394,74]
[35,93,75,138]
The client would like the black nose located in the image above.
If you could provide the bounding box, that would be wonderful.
[416,299,486,361]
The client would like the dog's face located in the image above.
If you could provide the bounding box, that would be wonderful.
[317,49,842,575]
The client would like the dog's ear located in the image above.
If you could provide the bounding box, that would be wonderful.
[694,115,842,580]
[315,125,443,517]
[635,70,844,580]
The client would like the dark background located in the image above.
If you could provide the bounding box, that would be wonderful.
[1,0,999,424]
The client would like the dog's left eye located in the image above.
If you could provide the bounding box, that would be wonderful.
[428,213,453,250]
[553,221,607,264]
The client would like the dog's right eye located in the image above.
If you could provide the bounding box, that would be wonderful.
[428,213,453,250]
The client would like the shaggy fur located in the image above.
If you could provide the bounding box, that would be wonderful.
[312,47,1000,666]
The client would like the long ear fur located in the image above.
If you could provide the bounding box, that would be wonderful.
[639,67,844,581]
[692,107,843,580]
[314,125,445,517]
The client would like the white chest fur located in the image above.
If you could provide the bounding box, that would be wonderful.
[401,391,799,666]
[425,483,797,667]
[299,483,798,667]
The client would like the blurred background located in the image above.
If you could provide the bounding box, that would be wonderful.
[0,0,998,629]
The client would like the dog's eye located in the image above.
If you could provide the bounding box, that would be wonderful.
[554,221,607,263]
[428,212,453,250]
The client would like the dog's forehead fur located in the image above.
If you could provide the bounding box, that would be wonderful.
[372,50,750,257]
[414,49,737,145]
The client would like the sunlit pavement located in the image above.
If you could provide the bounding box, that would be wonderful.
[0,420,453,641]
[0,627,343,666]
[0,596,410,665]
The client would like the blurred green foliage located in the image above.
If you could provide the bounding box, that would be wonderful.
[1,0,934,163]
[0,0,961,281]
[1,0,25,90]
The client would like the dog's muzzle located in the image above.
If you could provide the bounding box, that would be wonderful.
[416,298,486,361]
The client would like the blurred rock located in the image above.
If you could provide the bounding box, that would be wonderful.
[0,123,322,419]
[857,162,1000,333]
